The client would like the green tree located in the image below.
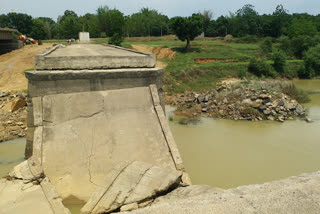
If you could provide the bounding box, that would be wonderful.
[7,12,32,35]
[56,10,81,39]
[234,4,261,37]
[201,10,213,37]
[272,50,286,74]
[271,5,291,37]
[288,16,317,38]
[303,44,320,78]
[0,14,11,28]
[97,6,124,37]
[29,19,47,40]
[169,14,203,49]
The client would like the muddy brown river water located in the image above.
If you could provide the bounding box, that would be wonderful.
[168,79,320,188]
[0,79,319,213]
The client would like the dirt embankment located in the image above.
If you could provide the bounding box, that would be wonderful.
[0,44,52,142]
[131,45,176,68]
[0,44,52,92]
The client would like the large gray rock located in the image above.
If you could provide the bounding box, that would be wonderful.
[125,171,320,214]
[81,161,182,214]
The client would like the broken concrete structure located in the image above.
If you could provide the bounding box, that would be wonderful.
[125,171,320,214]
[81,161,182,214]
[24,44,185,202]
[0,28,23,54]
[0,158,70,214]
[79,32,90,43]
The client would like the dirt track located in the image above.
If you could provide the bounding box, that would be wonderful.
[0,44,52,92]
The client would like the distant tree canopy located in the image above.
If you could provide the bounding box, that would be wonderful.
[169,14,203,49]
[0,4,320,42]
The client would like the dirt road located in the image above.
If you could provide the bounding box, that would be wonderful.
[0,44,52,92]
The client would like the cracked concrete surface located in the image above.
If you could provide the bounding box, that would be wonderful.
[81,161,182,214]
[32,87,181,201]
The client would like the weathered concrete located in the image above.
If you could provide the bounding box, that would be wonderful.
[125,171,320,214]
[25,69,164,159]
[0,160,70,214]
[79,32,90,43]
[29,86,183,201]
[81,161,182,214]
[35,44,156,70]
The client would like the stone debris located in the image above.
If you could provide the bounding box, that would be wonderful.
[166,80,307,122]
[0,91,27,142]
[0,159,70,214]
[81,161,182,214]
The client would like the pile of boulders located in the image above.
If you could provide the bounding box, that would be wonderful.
[166,81,307,122]
[0,91,27,142]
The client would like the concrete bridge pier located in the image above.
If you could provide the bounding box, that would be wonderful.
[24,44,186,202]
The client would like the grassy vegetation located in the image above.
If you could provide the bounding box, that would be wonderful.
[44,36,305,93]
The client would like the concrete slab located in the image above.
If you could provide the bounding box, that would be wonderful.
[35,44,156,70]
[32,86,182,201]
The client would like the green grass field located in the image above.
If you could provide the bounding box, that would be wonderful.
[44,36,304,93]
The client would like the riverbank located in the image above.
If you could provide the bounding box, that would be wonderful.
[165,80,309,123]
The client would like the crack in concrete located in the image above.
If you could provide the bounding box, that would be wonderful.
[90,161,133,212]
[123,166,152,205]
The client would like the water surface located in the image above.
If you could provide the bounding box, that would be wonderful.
[168,79,320,189]
[0,138,26,178]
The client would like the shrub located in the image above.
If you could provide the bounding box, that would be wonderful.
[303,44,320,78]
[272,50,286,74]
[100,32,106,38]
[278,36,293,56]
[235,35,259,43]
[248,58,274,77]
[260,37,273,55]
[108,33,123,46]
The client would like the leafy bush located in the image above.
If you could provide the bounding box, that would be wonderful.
[272,50,286,74]
[291,35,315,59]
[108,33,123,46]
[248,58,275,77]
[100,32,107,38]
[260,37,273,55]
[235,35,259,43]
[278,36,293,56]
[302,44,320,78]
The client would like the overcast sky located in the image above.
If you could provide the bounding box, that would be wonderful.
[1,0,319,21]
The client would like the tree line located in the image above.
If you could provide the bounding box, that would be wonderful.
[0,4,320,41]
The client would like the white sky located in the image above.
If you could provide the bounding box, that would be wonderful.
[1,0,319,21]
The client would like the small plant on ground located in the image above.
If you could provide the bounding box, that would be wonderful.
[248,58,275,77]
[108,33,123,46]
[272,50,286,75]
[260,37,273,55]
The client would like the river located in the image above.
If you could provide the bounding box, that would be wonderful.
[167,79,320,188]
[0,80,319,213]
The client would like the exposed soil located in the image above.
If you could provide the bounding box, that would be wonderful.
[131,45,176,60]
[0,44,52,92]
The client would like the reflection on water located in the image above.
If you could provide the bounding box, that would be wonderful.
[0,138,26,178]
[64,204,83,214]
[167,79,320,189]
